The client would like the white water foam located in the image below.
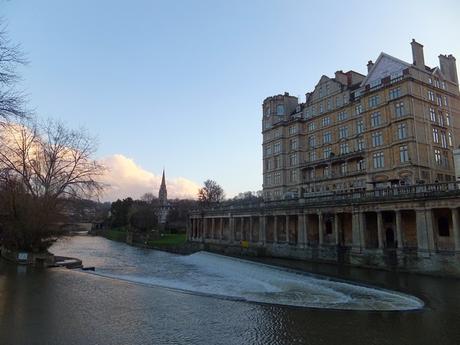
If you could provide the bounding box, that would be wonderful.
[50,236,424,311]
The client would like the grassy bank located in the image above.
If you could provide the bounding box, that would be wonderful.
[104,227,127,242]
[148,233,187,247]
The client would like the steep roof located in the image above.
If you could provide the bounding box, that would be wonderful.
[360,52,411,87]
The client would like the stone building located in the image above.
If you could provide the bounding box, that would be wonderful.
[188,40,460,276]
[262,40,459,200]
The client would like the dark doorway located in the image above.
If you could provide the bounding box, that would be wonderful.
[385,228,396,248]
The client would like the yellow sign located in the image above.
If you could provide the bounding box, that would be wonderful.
[241,240,249,248]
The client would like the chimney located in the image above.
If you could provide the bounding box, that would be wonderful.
[439,54,459,85]
[367,60,374,73]
[334,70,348,85]
[411,39,425,69]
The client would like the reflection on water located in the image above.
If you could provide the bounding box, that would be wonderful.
[50,236,422,311]
[2,235,460,345]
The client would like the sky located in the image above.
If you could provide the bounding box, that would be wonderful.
[2,0,460,200]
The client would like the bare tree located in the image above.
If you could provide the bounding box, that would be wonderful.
[0,119,105,251]
[0,22,28,120]
[140,192,157,204]
[197,179,225,205]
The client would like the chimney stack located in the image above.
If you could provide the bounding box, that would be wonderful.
[411,39,425,69]
[367,60,374,73]
[439,54,459,85]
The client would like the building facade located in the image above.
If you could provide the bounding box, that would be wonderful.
[188,40,460,276]
[262,40,459,201]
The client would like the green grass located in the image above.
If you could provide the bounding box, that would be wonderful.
[104,227,127,242]
[148,233,187,247]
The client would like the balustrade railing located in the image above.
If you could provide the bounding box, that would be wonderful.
[190,182,460,214]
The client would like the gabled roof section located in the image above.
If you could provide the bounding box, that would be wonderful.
[361,53,410,87]
[431,66,447,79]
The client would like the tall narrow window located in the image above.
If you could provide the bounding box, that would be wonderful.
[399,146,409,163]
[395,102,405,117]
[373,152,384,168]
[397,123,407,140]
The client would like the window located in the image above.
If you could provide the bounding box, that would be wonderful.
[265,145,272,156]
[446,113,450,126]
[357,159,366,171]
[448,132,453,147]
[395,102,405,117]
[266,159,273,170]
[389,88,401,100]
[336,97,343,108]
[323,165,330,177]
[274,172,282,185]
[327,99,331,111]
[357,138,365,151]
[432,128,439,143]
[309,150,317,162]
[371,131,383,147]
[369,95,380,107]
[274,156,282,168]
[319,103,324,114]
[428,77,432,84]
[355,104,363,115]
[441,81,446,89]
[264,106,271,116]
[276,104,284,115]
[337,111,348,121]
[274,141,282,153]
[288,125,298,135]
[444,96,448,106]
[397,123,407,140]
[373,152,385,169]
[429,108,436,122]
[400,145,409,163]
[356,119,364,134]
[274,128,282,138]
[339,126,349,139]
[428,90,435,102]
[434,149,441,165]
[290,138,298,150]
[438,112,444,127]
[308,135,317,148]
[290,169,298,183]
[436,95,442,106]
[321,116,331,127]
[289,154,298,166]
[265,174,272,186]
[323,147,332,159]
[308,122,316,132]
[340,162,348,175]
[370,112,382,127]
[323,131,332,144]
[340,142,349,154]
[441,132,447,148]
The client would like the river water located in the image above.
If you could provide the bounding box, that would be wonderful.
[1,235,460,344]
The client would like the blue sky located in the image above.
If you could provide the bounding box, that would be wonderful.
[2,0,460,199]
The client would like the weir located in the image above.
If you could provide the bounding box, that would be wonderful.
[50,236,423,311]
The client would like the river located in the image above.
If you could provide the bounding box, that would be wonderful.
[1,235,460,345]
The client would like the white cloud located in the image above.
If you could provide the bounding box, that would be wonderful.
[99,154,200,201]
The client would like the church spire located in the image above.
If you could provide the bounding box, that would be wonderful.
[158,168,167,204]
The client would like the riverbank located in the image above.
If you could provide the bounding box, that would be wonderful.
[92,228,200,254]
